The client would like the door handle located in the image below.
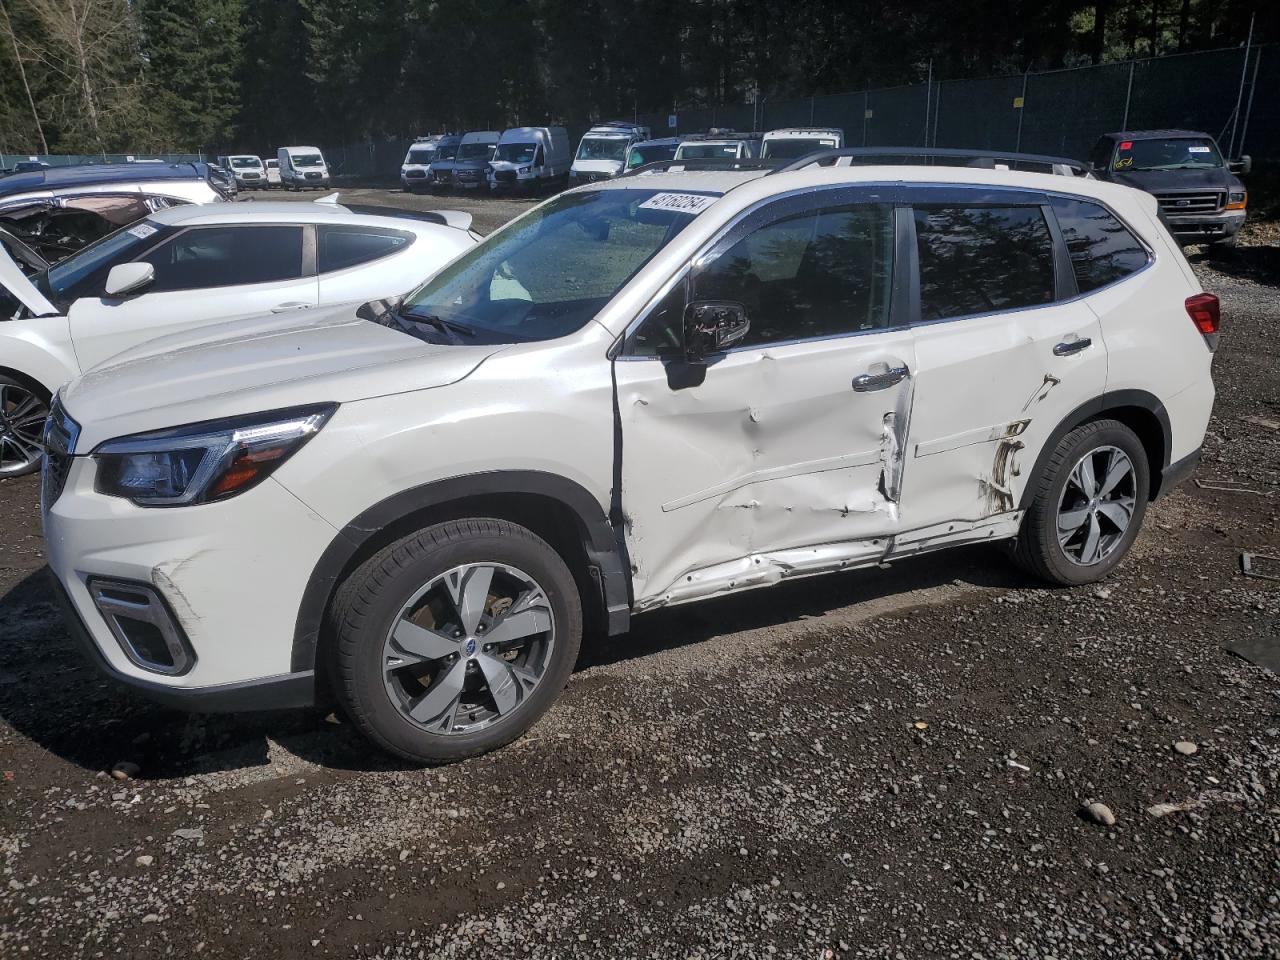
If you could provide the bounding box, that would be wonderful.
[271,301,312,313]
[852,364,910,392]
[1053,336,1093,357]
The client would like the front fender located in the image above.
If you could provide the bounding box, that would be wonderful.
[0,318,78,395]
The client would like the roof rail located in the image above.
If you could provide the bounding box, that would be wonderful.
[616,158,779,178]
[771,147,1088,176]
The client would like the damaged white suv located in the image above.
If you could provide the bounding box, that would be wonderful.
[42,151,1217,764]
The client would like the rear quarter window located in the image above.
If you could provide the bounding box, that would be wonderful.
[1049,197,1149,293]
[319,226,414,273]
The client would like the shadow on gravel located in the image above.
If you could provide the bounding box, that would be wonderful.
[1187,244,1280,286]
[0,544,1025,778]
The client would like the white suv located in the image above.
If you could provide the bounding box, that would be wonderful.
[41,152,1217,764]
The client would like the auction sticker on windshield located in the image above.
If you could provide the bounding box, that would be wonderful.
[638,193,719,214]
[127,223,157,239]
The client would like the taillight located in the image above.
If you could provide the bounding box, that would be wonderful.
[1185,292,1220,346]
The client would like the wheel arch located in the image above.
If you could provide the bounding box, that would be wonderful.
[291,470,631,674]
[1019,389,1171,510]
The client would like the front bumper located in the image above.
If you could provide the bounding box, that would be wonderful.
[43,455,338,702]
[1165,210,1246,243]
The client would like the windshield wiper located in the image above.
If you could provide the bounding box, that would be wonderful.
[399,309,478,344]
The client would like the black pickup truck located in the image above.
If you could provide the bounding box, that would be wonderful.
[1088,129,1250,250]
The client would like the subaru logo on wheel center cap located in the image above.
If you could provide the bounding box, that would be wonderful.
[464,638,477,657]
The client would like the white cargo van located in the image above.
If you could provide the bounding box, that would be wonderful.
[487,127,570,191]
[570,122,651,184]
[216,155,268,190]
[673,131,762,161]
[761,127,845,160]
[277,146,330,190]
[400,136,442,192]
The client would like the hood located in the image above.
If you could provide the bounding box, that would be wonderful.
[61,302,505,449]
[1106,166,1236,192]
[572,158,623,175]
[454,157,491,171]
[0,240,57,316]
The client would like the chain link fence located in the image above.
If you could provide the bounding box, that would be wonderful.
[645,43,1275,163]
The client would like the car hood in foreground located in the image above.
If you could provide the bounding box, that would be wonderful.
[61,302,505,449]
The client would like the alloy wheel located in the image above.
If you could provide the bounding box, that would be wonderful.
[0,382,48,477]
[1056,445,1137,566]
[381,562,556,735]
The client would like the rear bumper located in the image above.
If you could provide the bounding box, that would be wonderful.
[53,575,316,712]
[1165,210,1245,243]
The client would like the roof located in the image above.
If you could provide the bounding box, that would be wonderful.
[583,163,1143,210]
[1102,129,1213,141]
[631,137,682,147]
[0,162,208,199]
[146,200,460,231]
[764,127,843,136]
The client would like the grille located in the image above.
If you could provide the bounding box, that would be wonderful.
[1155,192,1223,215]
[305,171,322,180]
[405,169,427,179]
[495,169,516,184]
[41,399,79,508]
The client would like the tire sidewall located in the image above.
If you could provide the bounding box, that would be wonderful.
[1036,422,1150,585]
[340,524,581,763]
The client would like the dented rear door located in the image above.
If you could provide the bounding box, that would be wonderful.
[614,186,915,609]
[895,188,1107,537]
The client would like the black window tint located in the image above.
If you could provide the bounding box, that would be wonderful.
[692,203,895,348]
[1050,196,1148,293]
[913,205,1054,321]
[319,226,412,273]
[139,226,304,292]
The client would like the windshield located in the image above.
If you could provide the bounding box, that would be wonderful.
[677,142,740,159]
[762,138,835,159]
[458,142,495,160]
[44,221,162,301]
[230,157,261,169]
[407,148,435,164]
[494,143,537,164]
[292,154,324,167]
[266,160,278,168]
[434,144,459,161]
[1114,137,1222,171]
[627,143,678,168]
[576,137,628,162]
[396,188,712,344]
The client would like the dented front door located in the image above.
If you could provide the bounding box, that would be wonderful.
[613,187,913,610]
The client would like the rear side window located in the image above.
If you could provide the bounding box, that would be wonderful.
[139,225,305,292]
[319,226,413,273]
[913,205,1054,321]
[1050,197,1149,293]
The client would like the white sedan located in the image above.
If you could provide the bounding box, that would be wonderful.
[0,198,477,475]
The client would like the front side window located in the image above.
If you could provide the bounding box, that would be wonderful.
[138,225,305,292]
[628,143,678,168]
[397,188,706,345]
[913,205,1054,321]
[1112,137,1222,171]
[319,226,412,273]
[695,203,895,348]
[1050,196,1148,293]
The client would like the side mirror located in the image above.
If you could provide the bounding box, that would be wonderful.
[684,300,749,362]
[1229,155,1252,175]
[103,262,155,298]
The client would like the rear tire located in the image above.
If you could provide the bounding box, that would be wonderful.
[1012,419,1150,586]
[330,519,582,764]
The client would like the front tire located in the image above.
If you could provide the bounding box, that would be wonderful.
[1012,419,1150,586]
[0,374,50,478]
[330,519,582,764]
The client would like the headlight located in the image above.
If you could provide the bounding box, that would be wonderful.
[1226,190,1247,210]
[519,166,531,174]
[93,404,336,507]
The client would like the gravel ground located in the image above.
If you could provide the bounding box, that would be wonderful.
[0,194,1277,959]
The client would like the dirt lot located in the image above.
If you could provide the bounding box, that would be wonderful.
[1,192,1278,959]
